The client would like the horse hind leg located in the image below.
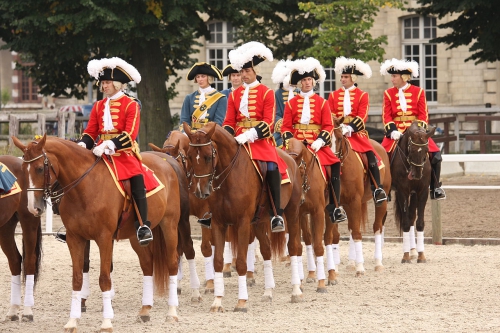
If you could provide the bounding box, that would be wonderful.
[1,220,22,321]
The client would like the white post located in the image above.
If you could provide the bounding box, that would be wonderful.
[45,198,53,233]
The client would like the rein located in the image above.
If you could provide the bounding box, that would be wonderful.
[392,130,429,174]
[333,125,350,164]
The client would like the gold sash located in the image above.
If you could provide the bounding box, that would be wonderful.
[192,92,224,123]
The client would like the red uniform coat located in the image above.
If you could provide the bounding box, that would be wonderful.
[328,87,375,153]
[84,95,151,182]
[282,93,339,166]
[223,83,281,164]
[381,84,439,153]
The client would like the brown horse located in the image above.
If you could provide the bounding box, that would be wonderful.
[326,117,392,280]
[184,122,303,312]
[13,134,182,332]
[285,138,329,292]
[390,121,435,263]
[0,155,42,322]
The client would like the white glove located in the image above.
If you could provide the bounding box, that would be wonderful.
[92,140,116,157]
[391,130,403,140]
[234,128,258,145]
[77,142,87,148]
[310,138,325,152]
[341,124,354,137]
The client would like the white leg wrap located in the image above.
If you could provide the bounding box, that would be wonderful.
[332,244,341,266]
[177,256,183,281]
[214,272,224,297]
[238,275,248,300]
[284,233,290,256]
[188,259,201,289]
[325,245,335,271]
[204,256,215,281]
[70,290,82,319]
[223,242,232,264]
[290,256,300,285]
[11,275,21,306]
[409,226,416,249]
[403,232,411,253]
[81,272,90,299]
[316,256,326,280]
[168,276,179,306]
[374,233,382,261]
[306,245,316,272]
[355,241,364,264]
[142,276,154,306]
[24,274,35,307]
[297,256,304,281]
[263,260,275,289]
[348,234,356,261]
[416,231,425,252]
[211,245,215,259]
[102,291,113,319]
[247,241,256,272]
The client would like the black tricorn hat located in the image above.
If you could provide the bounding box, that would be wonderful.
[290,69,320,86]
[88,57,141,84]
[98,67,133,83]
[342,66,364,76]
[186,62,223,80]
[222,64,239,77]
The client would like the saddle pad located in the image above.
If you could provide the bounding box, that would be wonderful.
[102,158,165,198]
[242,145,291,184]
[354,150,385,175]
[0,181,21,199]
[0,163,21,198]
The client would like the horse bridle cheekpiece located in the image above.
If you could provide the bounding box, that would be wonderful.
[407,134,428,168]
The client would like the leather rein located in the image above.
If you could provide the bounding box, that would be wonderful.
[391,130,429,173]
[162,144,191,178]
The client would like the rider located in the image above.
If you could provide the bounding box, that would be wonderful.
[380,58,446,200]
[222,41,285,232]
[271,60,299,148]
[78,57,154,246]
[281,57,347,223]
[180,62,227,228]
[328,56,388,206]
[221,64,243,99]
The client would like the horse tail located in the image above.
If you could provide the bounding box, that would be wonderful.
[22,221,43,285]
[394,195,403,235]
[270,223,286,259]
[152,226,170,297]
[361,202,368,234]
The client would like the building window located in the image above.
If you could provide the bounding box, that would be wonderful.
[207,21,235,91]
[320,68,336,99]
[402,16,437,102]
[21,71,38,102]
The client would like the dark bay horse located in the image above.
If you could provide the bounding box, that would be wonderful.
[184,122,303,312]
[390,121,435,263]
[326,117,392,280]
[0,155,42,322]
[13,134,182,332]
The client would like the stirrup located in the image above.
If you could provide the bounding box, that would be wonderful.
[373,188,388,206]
[430,187,446,200]
[55,226,67,243]
[137,225,153,247]
[271,215,285,233]
[197,212,212,229]
[330,206,347,224]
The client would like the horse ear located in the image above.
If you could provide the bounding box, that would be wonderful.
[172,140,181,156]
[206,122,216,138]
[182,122,193,139]
[11,136,26,152]
[148,142,164,153]
[426,124,436,138]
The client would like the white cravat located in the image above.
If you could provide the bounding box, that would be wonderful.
[103,91,124,131]
[398,83,409,112]
[342,85,356,116]
[198,86,214,106]
[287,87,295,101]
[299,90,314,124]
[240,80,259,118]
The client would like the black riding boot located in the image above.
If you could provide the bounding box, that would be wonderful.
[325,163,347,223]
[131,175,153,246]
[197,212,212,229]
[367,151,387,207]
[430,152,446,200]
[267,169,285,233]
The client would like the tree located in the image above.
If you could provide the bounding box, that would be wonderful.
[298,0,404,67]
[1,88,10,110]
[0,0,272,149]
[415,0,500,64]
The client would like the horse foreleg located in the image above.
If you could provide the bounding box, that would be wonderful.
[324,220,340,286]
[201,229,215,294]
[415,191,428,263]
[346,234,356,271]
[95,237,116,332]
[187,258,202,302]
[246,240,256,286]
[223,241,233,277]
[210,223,226,313]
[409,226,418,259]
[374,231,384,272]
[0,220,22,322]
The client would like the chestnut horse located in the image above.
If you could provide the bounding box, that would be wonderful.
[390,121,435,263]
[13,135,181,332]
[326,117,392,280]
[184,122,303,312]
[0,155,42,322]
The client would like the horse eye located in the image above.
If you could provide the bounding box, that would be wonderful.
[36,166,44,174]
[204,156,212,163]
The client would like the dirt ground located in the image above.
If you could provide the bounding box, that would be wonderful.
[1,175,500,332]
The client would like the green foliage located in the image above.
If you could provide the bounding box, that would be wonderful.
[1,88,9,109]
[298,0,404,67]
[415,0,500,63]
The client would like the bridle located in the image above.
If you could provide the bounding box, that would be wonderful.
[333,125,350,164]
[22,150,101,204]
[287,149,313,195]
[188,136,241,192]
[393,129,429,174]
[163,144,191,178]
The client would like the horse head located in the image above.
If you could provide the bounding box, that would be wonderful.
[183,122,218,199]
[403,121,435,180]
[331,115,344,156]
[12,134,53,217]
[151,130,191,177]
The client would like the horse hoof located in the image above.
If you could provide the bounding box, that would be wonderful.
[306,277,316,283]
[355,271,365,277]
[231,266,237,272]
[100,328,113,333]
[64,328,77,333]
[291,295,304,303]
[6,315,19,321]
[261,295,272,302]
[285,262,291,268]
[327,279,338,286]
[316,287,327,293]
[21,314,33,322]
[346,265,356,272]
[191,296,202,303]
[204,288,214,294]
[177,287,181,295]
[417,259,427,263]
[233,307,248,313]
[81,305,86,313]
[375,265,385,272]
[139,315,150,323]
[166,315,178,323]
[223,272,231,278]
[247,279,256,287]
[401,259,411,264]
[210,306,224,313]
